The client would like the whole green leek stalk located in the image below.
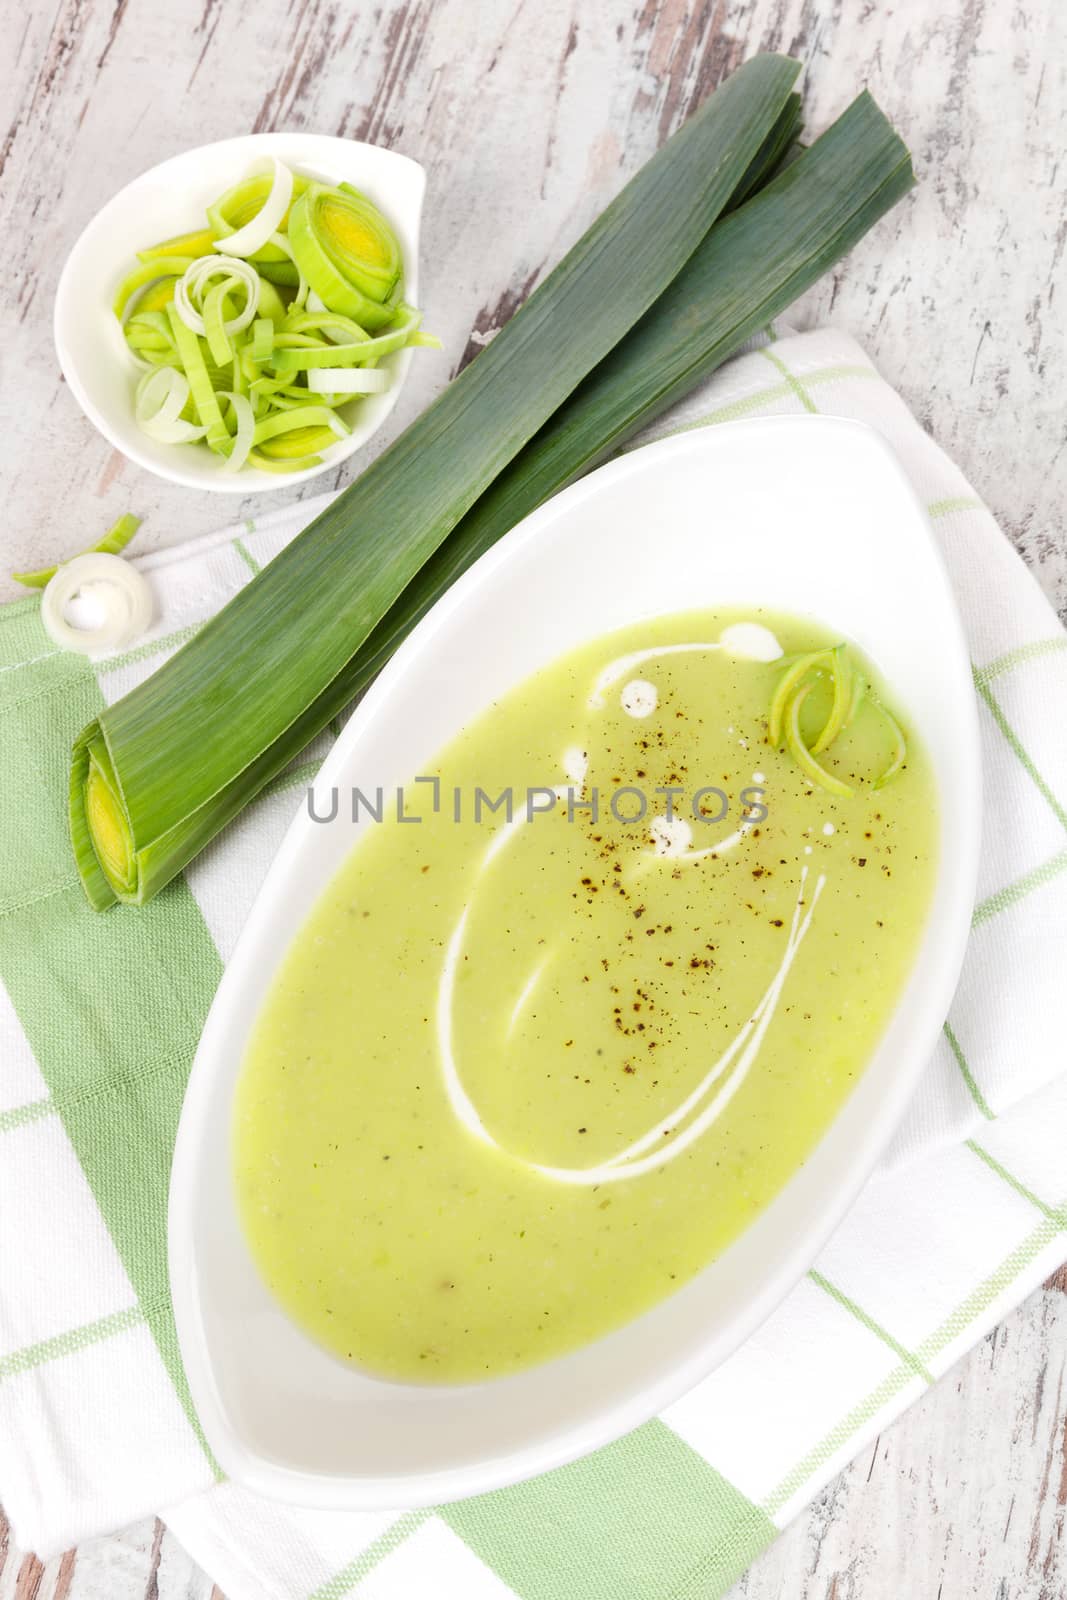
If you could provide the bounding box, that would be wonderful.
[305,91,914,707]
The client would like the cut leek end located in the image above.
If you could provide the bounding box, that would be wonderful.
[70,731,124,909]
[86,761,136,892]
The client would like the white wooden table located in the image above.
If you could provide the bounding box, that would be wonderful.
[2,0,1065,1594]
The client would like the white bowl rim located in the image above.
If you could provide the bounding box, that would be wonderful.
[54,131,426,495]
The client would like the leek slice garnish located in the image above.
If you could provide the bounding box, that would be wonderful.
[114,165,434,472]
[39,552,154,657]
[768,644,908,793]
[810,644,852,752]
[138,228,216,263]
[251,406,348,447]
[13,513,142,588]
[784,686,856,798]
[871,702,907,788]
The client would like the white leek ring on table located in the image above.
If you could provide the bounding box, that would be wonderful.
[40,554,154,656]
[214,157,295,259]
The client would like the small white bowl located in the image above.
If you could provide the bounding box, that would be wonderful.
[170,416,981,1509]
[54,133,426,494]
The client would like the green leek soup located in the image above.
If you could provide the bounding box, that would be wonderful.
[233,609,937,1382]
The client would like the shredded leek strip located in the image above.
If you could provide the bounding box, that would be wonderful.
[264,230,309,307]
[811,644,853,752]
[785,686,856,798]
[13,513,143,589]
[253,259,300,287]
[136,366,189,429]
[328,301,418,358]
[283,309,371,343]
[251,407,348,446]
[125,320,175,361]
[769,643,909,794]
[271,311,421,373]
[871,702,907,787]
[202,280,235,366]
[126,310,173,340]
[251,318,274,363]
[138,228,216,263]
[767,648,832,746]
[247,447,324,472]
[257,425,339,459]
[269,331,329,350]
[219,392,256,472]
[138,280,180,314]
[174,255,259,339]
[267,387,339,406]
[114,257,197,320]
[166,309,231,452]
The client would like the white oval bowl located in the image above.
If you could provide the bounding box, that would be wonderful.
[54,133,425,494]
[169,415,981,1507]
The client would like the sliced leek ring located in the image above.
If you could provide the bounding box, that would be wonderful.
[287,182,401,329]
[173,255,260,340]
[769,643,909,794]
[214,157,295,259]
[41,554,153,656]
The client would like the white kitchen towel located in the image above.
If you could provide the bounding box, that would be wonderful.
[0,328,1064,1600]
